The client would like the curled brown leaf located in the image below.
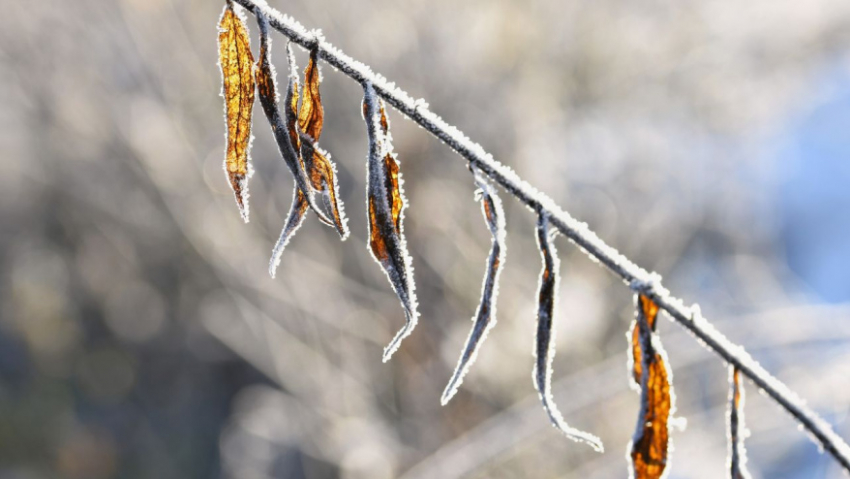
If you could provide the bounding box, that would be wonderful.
[299,139,347,235]
[218,1,255,222]
[298,46,324,142]
[362,82,418,362]
[533,214,604,452]
[629,294,674,479]
[294,45,348,237]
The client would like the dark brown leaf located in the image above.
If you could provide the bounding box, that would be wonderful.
[441,167,506,405]
[362,82,418,362]
[218,1,255,222]
[533,214,604,452]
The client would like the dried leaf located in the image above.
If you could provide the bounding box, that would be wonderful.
[728,366,753,479]
[299,139,348,235]
[441,167,506,405]
[218,1,255,222]
[533,214,604,452]
[294,45,348,237]
[298,47,324,141]
[630,294,660,388]
[629,294,674,479]
[362,82,418,362]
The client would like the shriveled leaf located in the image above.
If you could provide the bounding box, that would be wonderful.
[269,189,310,277]
[362,82,418,362]
[254,13,330,229]
[630,294,660,388]
[728,366,753,479]
[629,295,674,479]
[441,167,506,405]
[298,46,324,141]
[533,214,604,452]
[218,1,255,222]
[300,138,348,236]
[291,45,348,238]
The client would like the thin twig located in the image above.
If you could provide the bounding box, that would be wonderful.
[231,0,850,470]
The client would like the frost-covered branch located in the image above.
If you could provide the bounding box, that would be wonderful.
[232,0,850,470]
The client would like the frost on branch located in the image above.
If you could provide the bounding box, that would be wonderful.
[362,81,418,362]
[728,366,753,479]
[629,294,675,479]
[441,167,506,405]
[533,214,604,452]
[218,1,255,222]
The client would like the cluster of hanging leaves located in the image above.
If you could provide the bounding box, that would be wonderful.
[728,366,753,479]
[627,294,675,479]
[216,3,765,473]
[219,1,347,263]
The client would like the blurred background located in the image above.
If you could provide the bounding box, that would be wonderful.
[1,0,850,477]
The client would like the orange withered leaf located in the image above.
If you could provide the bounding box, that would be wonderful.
[362,82,418,362]
[728,366,753,479]
[298,47,324,141]
[441,167,506,405]
[629,294,674,479]
[294,45,348,237]
[218,1,255,222]
[630,294,660,388]
[533,214,604,452]
[299,140,347,235]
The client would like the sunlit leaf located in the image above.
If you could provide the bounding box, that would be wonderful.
[728,366,753,479]
[218,1,255,222]
[299,139,348,236]
[533,214,604,452]
[441,167,506,405]
[362,82,418,362]
[630,294,660,388]
[293,45,348,238]
[629,294,674,479]
[298,47,324,142]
